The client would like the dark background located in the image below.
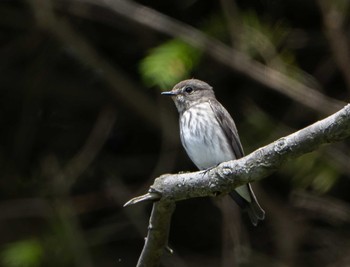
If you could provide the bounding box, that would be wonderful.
[1,0,350,266]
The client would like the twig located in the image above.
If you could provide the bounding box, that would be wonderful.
[124,192,161,207]
[126,103,350,266]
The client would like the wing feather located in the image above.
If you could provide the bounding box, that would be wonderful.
[208,99,265,225]
[208,99,244,159]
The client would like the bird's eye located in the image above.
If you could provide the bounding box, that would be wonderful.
[184,86,193,93]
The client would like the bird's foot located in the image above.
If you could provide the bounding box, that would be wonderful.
[200,164,219,177]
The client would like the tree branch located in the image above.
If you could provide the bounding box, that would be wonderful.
[126,104,350,267]
[136,201,175,267]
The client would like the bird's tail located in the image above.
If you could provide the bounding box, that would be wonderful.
[229,184,265,226]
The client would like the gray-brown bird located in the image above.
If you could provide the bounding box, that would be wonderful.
[162,79,265,226]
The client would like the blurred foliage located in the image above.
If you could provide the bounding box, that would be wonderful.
[236,11,319,87]
[41,222,76,267]
[237,11,290,60]
[1,239,43,267]
[139,14,229,89]
[203,14,233,40]
[328,0,350,13]
[288,151,339,193]
[139,39,201,89]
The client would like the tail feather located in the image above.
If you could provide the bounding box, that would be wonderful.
[229,184,265,226]
[246,197,265,226]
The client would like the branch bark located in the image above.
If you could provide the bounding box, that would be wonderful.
[136,201,175,267]
[126,104,350,267]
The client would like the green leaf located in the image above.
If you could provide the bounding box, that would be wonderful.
[1,239,43,267]
[139,39,201,89]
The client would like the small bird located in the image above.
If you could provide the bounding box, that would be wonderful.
[162,79,265,226]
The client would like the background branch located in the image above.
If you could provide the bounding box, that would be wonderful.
[72,0,344,114]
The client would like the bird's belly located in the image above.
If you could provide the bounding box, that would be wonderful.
[180,113,234,169]
[184,136,232,169]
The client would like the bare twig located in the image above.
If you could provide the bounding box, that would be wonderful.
[124,192,161,207]
[126,103,350,266]
[71,0,344,114]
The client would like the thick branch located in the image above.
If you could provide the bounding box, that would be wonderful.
[149,104,350,201]
[127,104,350,267]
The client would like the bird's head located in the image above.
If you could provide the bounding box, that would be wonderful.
[161,79,215,113]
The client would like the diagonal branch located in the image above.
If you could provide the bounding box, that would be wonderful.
[71,0,344,114]
[126,103,350,267]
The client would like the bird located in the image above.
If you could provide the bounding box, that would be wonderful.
[161,78,265,226]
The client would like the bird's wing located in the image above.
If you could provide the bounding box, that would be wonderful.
[208,99,252,201]
[208,99,244,158]
[208,100,265,225]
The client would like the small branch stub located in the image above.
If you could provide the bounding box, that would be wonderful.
[123,192,161,207]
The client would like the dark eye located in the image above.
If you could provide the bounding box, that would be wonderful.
[184,86,193,93]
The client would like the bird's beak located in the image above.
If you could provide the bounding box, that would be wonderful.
[161,91,176,96]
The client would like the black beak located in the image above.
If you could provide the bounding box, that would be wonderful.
[161,91,176,96]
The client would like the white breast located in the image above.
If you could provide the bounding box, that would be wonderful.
[180,102,234,170]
